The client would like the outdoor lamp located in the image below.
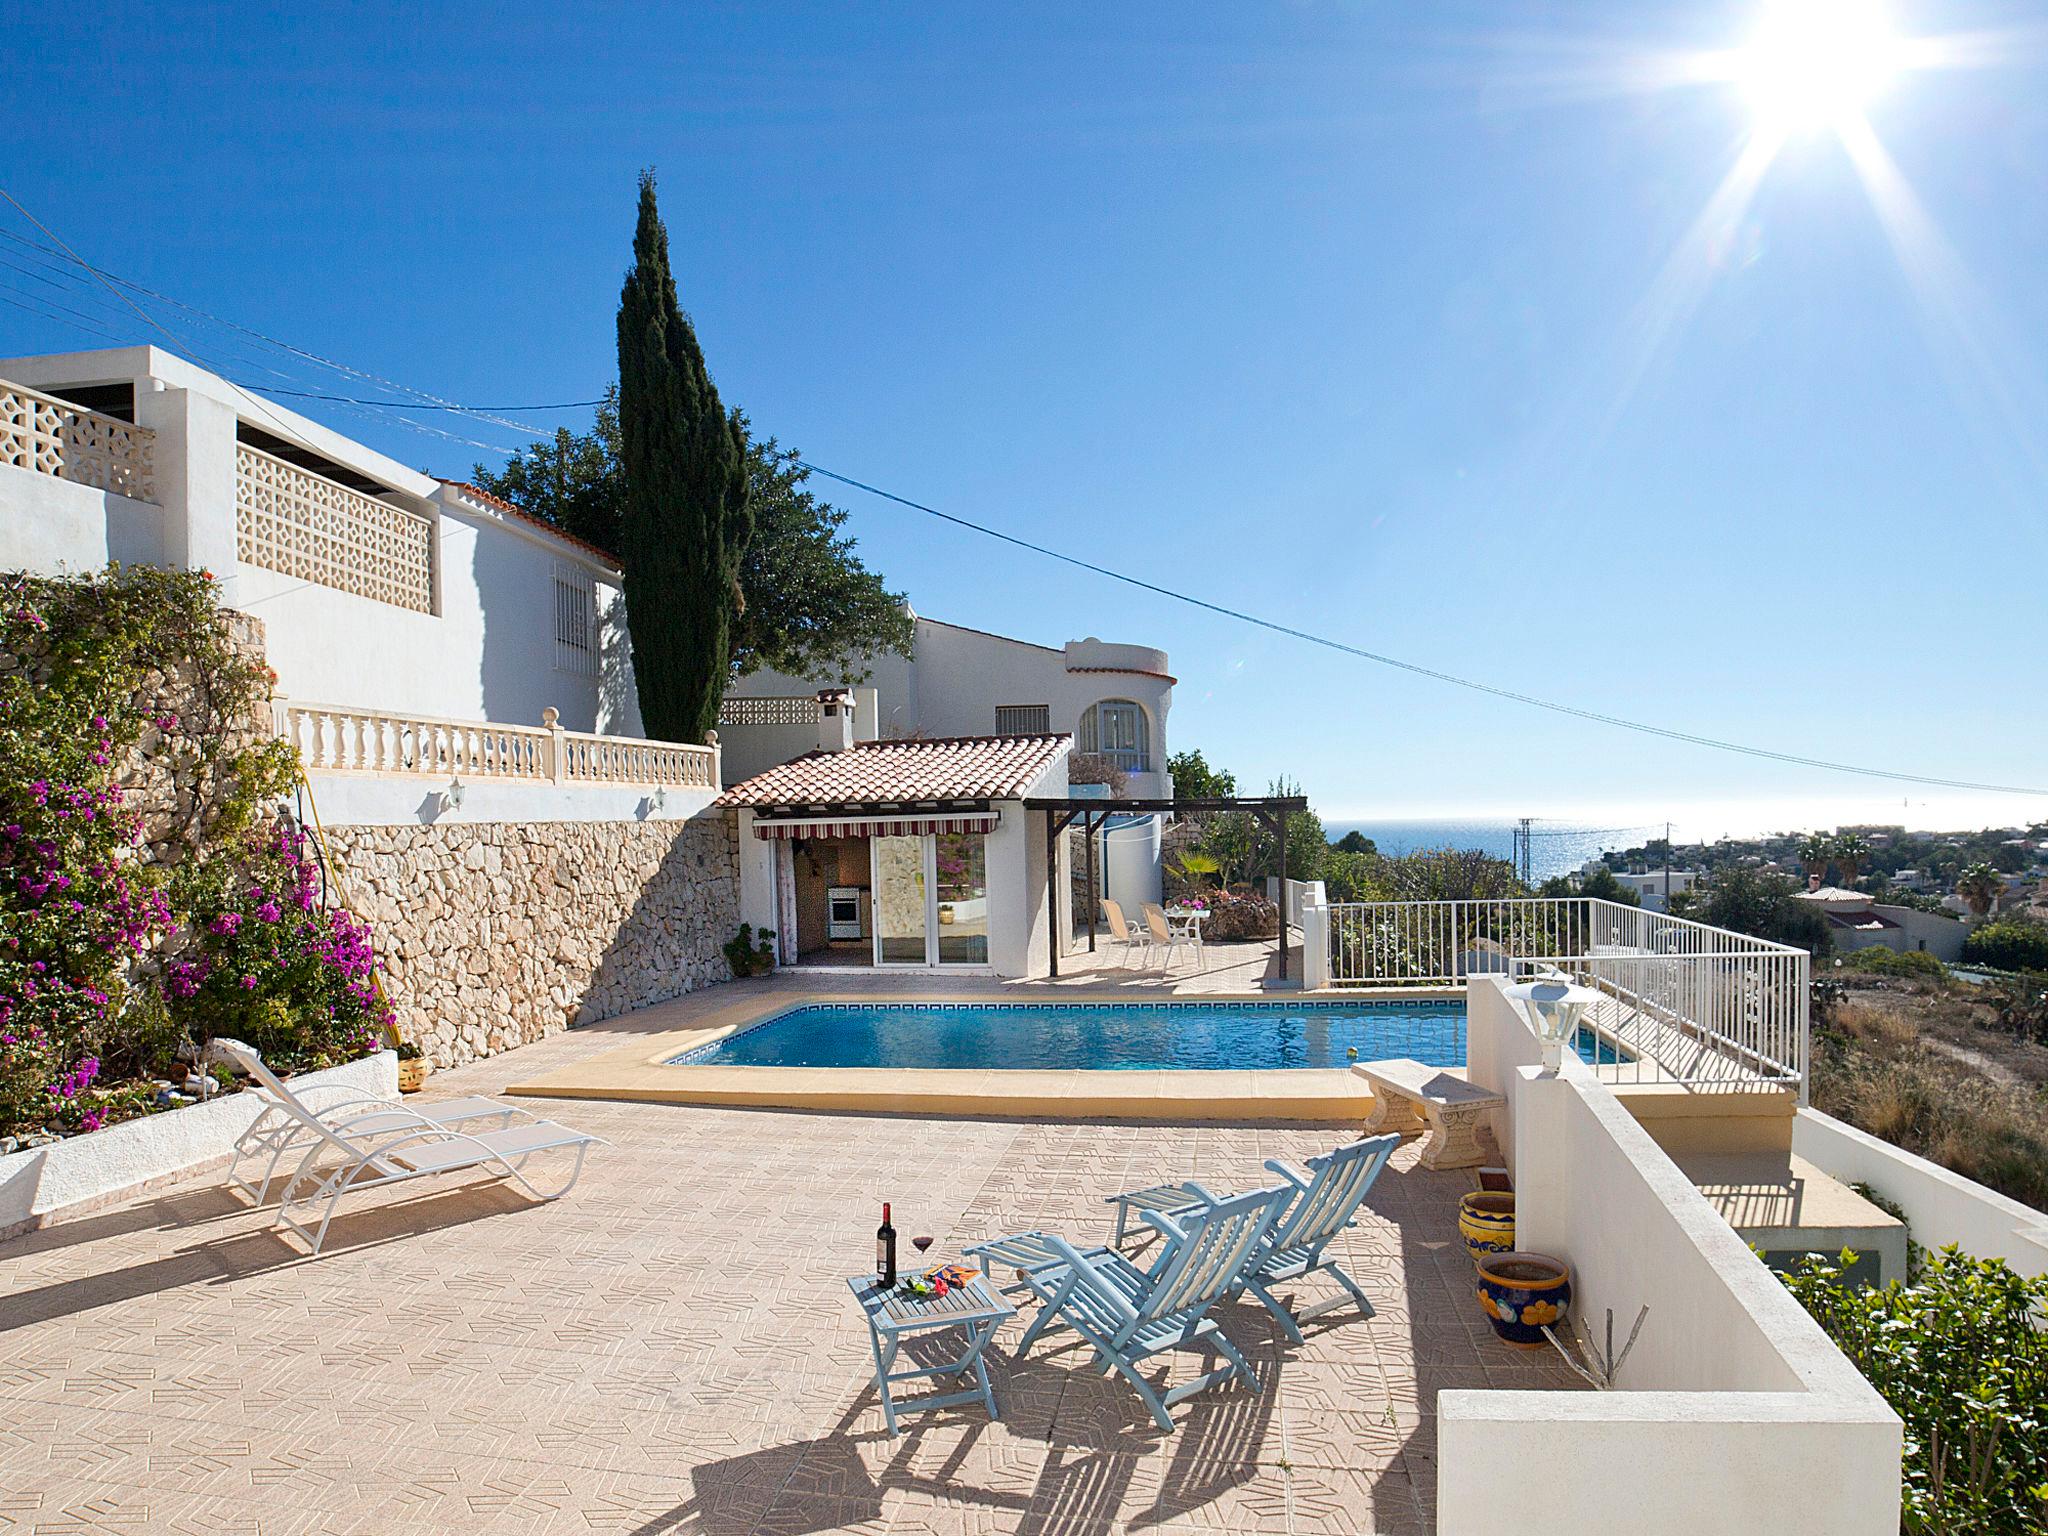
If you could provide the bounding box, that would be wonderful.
[1505,973,1603,1074]
[443,777,466,814]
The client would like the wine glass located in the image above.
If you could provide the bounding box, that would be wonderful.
[911,1233,935,1271]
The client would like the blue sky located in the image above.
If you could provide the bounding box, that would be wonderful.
[5,2,2046,838]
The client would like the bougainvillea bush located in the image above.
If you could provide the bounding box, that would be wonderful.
[166,821,390,1068]
[0,565,382,1141]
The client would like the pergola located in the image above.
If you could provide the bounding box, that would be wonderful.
[1022,794,1310,979]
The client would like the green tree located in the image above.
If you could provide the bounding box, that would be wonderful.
[1957,863,2002,920]
[1538,866,1641,907]
[1833,832,1870,887]
[616,170,751,743]
[1333,830,1377,856]
[472,387,627,554]
[1255,776,1323,884]
[726,426,912,681]
[1167,749,1237,801]
[473,405,910,683]
[1670,869,1831,955]
[1962,915,2048,972]
[1799,832,1834,885]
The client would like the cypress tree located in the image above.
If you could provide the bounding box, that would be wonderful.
[616,170,751,743]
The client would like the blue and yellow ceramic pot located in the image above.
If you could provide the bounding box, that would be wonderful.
[1457,1192,1516,1265]
[1475,1251,1571,1348]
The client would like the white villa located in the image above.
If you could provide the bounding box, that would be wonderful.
[11,344,2048,1536]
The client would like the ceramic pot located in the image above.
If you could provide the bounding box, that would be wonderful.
[1457,1192,1516,1265]
[397,1056,430,1094]
[1475,1251,1571,1349]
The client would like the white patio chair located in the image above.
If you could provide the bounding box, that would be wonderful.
[212,1039,605,1254]
[1140,904,1198,971]
[1099,898,1152,967]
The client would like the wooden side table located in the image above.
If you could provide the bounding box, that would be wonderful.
[845,1273,1015,1435]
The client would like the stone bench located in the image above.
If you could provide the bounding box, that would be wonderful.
[1351,1058,1503,1170]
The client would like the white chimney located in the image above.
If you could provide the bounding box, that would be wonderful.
[816,688,856,752]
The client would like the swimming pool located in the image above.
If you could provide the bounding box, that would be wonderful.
[667,1000,1619,1072]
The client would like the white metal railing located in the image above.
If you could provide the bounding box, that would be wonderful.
[1319,897,1809,1099]
[235,442,435,613]
[718,694,821,727]
[279,701,718,791]
[0,379,156,500]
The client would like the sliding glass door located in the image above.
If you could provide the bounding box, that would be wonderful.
[871,835,929,966]
[871,832,990,968]
[934,832,988,966]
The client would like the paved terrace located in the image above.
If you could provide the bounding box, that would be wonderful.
[1,986,1579,1535]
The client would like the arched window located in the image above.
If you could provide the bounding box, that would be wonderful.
[1078,699,1150,773]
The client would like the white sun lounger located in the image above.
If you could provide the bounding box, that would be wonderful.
[213,1038,605,1254]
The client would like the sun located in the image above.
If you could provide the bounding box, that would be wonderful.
[1732,0,1905,132]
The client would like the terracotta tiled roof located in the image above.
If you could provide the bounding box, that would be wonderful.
[438,480,622,569]
[717,735,1071,808]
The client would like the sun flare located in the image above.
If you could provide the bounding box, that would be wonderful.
[1732,0,1904,132]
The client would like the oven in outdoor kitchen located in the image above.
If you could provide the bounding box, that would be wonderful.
[827,886,870,940]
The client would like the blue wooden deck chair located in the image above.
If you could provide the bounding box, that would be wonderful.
[1001,1184,1292,1433]
[1220,1133,1400,1344]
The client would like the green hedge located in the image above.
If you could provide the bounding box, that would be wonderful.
[1784,1247,2048,1534]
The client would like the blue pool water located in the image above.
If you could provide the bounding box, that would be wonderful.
[669,1000,1620,1072]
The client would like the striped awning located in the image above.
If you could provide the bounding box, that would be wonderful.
[752,812,1000,841]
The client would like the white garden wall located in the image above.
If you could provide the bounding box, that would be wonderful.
[1441,979,1900,1535]
[0,460,165,572]
[0,1050,397,1238]
[1792,1107,2048,1276]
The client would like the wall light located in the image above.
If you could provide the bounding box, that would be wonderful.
[442,777,466,814]
[1505,973,1603,1074]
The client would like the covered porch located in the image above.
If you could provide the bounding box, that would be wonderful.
[1025,794,1309,983]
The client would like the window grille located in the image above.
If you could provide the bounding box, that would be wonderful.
[995,703,1051,736]
[553,563,597,677]
[1078,699,1150,772]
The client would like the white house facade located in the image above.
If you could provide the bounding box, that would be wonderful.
[721,708,1070,977]
[718,613,1175,923]
[0,347,641,738]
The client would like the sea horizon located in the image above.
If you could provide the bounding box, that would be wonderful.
[1322,804,2045,885]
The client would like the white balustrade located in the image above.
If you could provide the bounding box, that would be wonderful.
[234,442,435,613]
[1317,896,1809,1099]
[278,702,718,791]
[0,379,156,500]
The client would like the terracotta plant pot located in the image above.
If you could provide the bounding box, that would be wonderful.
[397,1057,430,1094]
[1457,1192,1516,1266]
[1475,1251,1571,1349]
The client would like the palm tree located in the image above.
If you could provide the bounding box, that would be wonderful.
[1798,833,1834,886]
[1956,863,2001,921]
[1833,833,1870,888]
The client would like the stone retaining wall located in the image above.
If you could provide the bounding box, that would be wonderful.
[321,814,740,1067]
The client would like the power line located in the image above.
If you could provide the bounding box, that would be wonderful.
[796,462,2048,800]
[0,218,535,449]
[4,202,2040,799]
[229,383,607,412]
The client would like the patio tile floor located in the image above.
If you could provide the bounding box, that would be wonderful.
[1,993,1579,1534]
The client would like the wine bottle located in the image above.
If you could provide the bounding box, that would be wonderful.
[877,1203,897,1287]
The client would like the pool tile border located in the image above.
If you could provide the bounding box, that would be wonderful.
[504,986,1466,1123]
